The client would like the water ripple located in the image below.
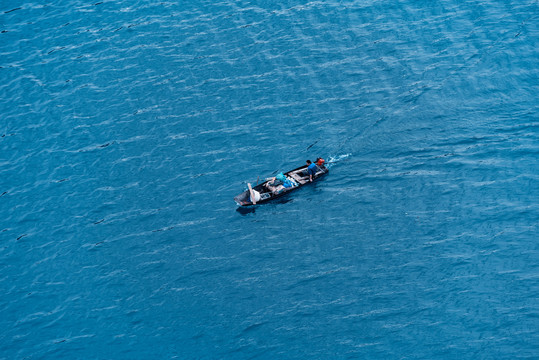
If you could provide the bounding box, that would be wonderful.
[1,0,538,358]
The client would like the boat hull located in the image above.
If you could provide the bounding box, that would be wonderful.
[234,164,328,206]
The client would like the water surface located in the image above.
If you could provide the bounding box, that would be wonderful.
[1,0,538,358]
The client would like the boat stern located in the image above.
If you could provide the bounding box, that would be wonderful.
[234,190,251,206]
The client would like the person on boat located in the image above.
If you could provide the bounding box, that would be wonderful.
[315,157,325,167]
[265,173,296,194]
[306,160,317,182]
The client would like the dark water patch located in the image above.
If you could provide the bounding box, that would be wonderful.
[4,7,21,14]
[46,47,66,55]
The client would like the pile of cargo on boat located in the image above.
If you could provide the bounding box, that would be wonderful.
[234,158,328,206]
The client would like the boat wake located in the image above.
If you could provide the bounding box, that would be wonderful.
[325,153,352,169]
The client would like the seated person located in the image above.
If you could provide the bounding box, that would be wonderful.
[315,157,325,167]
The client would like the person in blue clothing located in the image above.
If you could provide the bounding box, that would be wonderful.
[306,159,318,182]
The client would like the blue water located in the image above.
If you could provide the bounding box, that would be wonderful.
[1,0,538,358]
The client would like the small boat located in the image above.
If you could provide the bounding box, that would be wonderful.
[234,160,329,206]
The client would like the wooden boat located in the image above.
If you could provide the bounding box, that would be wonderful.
[234,162,329,206]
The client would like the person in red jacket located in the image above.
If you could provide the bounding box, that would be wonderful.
[315,157,325,167]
